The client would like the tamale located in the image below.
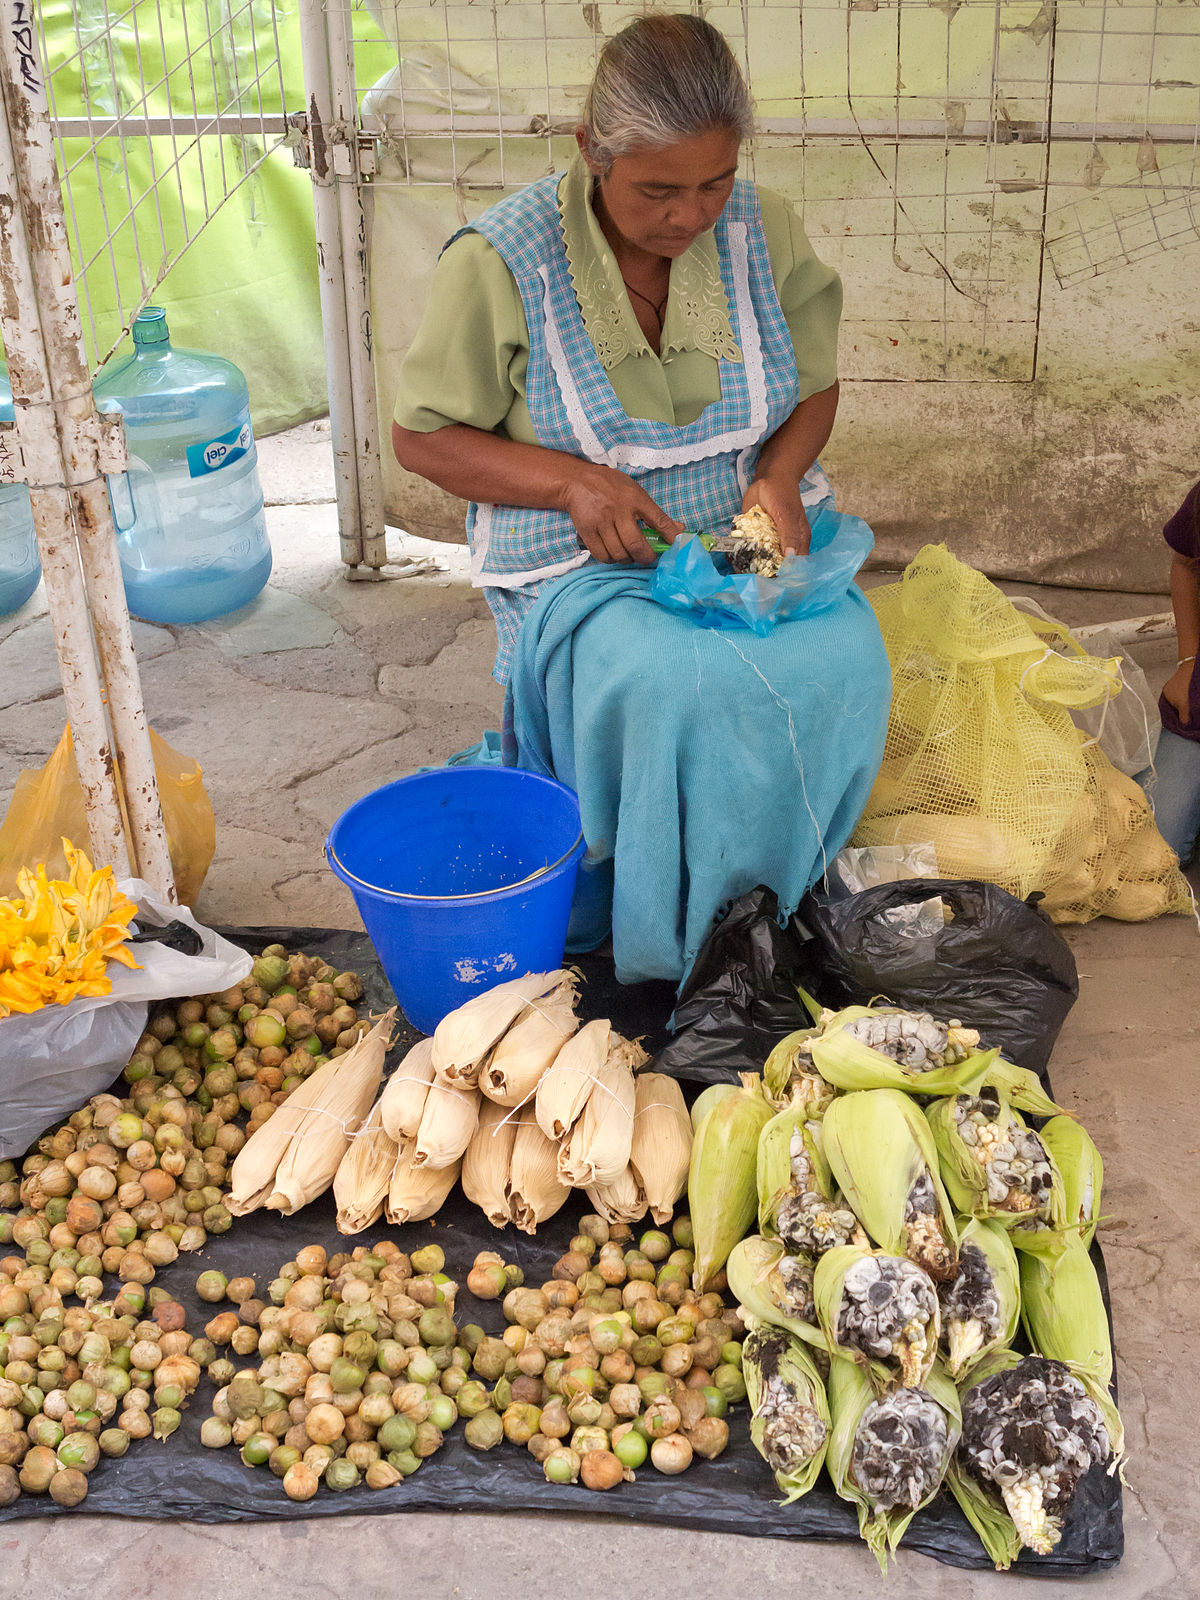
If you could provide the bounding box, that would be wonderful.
[413,1080,480,1169]
[386,1150,460,1225]
[431,970,568,1088]
[379,1037,435,1142]
[479,979,580,1106]
[534,1018,612,1139]
[507,1115,571,1233]
[333,1100,401,1235]
[462,1095,519,1228]
[228,1009,394,1216]
[586,1165,647,1225]
[629,1072,691,1224]
[557,1046,636,1187]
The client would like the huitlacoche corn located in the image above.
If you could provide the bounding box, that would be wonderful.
[959,1356,1111,1555]
[843,1009,980,1071]
[939,1241,1004,1372]
[768,1252,817,1323]
[904,1171,957,1282]
[838,1255,939,1385]
[851,1387,950,1513]
[744,1327,828,1475]
[952,1090,1054,1215]
[776,1127,865,1256]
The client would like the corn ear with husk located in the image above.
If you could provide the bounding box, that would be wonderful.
[807,1004,992,1095]
[508,1115,571,1233]
[815,1244,941,1391]
[413,1081,481,1169]
[1038,1116,1103,1245]
[228,1009,394,1216]
[926,1088,1063,1242]
[826,1356,961,1573]
[757,1105,835,1243]
[742,1321,830,1502]
[586,1165,648,1226]
[823,1089,959,1281]
[534,1018,612,1139]
[762,1028,834,1115]
[462,1095,519,1229]
[938,1217,1020,1379]
[1019,1234,1112,1385]
[557,1044,636,1187]
[378,1037,435,1143]
[386,1150,460,1225]
[629,1072,690,1225]
[479,976,580,1105]
[948,1349,1123,1566]
[689,1082,737,1133]
[688,1073,775,1291]
[727,1235,825,1350]
[431,970,569,1088]
[333,1100,401,1234]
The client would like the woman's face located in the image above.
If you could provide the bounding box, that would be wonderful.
[580,127,741,259]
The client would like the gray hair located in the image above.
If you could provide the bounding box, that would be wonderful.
[580,15,754,170]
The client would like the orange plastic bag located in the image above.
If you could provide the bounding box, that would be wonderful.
[0,726,215,905]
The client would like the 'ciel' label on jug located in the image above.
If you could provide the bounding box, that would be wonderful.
[186,407,254,477]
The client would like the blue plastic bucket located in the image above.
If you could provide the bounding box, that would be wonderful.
[325,767,586,1033]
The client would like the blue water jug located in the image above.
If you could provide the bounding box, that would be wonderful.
[0,362,39,617]
[94,307,271,624]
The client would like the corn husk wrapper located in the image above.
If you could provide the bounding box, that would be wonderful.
[1019,1234,1112,1385]
[763,1028,834,1116]
[1039,1116,1103,1246]
[508,1115,571,1234]
[946,1349,1124,1570]
[727,1235,826,1351]
[432,970,569,1088]
[742,1321,830,1502]
[228,1009,393,1216]
[378,1038,435,1143]
[386,1150,460,1225]
[827,1355,961,1573]
[586,1165,648,1226]
[479,979,580,1106]
[535,1018,612,1140]
[557,1046,637,1188]
[815,1244,941,1391]
[629,1072,691,1224]
[689,1082,737,1133]
[940,1217,1020,1379]
[757,1104,834,1242]
[413,1081,480,1169]
[333,1100,402,1235]
[689,1073,775,1291]
[823,1089,959,1279]
[462,1095,519,1229]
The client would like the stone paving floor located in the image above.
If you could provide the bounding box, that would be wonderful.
[0,421,1196,1600]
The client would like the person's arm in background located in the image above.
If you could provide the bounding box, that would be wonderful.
[1162,550,1200,726]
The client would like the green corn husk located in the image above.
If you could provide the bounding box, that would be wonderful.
[823,1089,959,1281]
[939,1218,1021,1379]
[946,1349,1124,1569]
[762,1028,834,1114]
[689,1082,738,1134]
[688,1073,774,1291]
[1038,1116,1103,1245]
[742,1320,830,1502]
[926,1090,1068,1246]
[1019,1234,1112,1385]
[827,1356,961,1573]
[726,1236,826,1351]
[981,1059,1070,1120]
[756,1105,833,1241]
[814,1244,941,1391]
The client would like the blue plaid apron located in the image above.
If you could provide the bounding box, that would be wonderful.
[454,173,831,683]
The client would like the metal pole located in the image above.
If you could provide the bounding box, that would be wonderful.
[297,0,364,568]
[0,0,174,896]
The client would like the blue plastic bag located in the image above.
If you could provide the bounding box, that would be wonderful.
[647,503,874,636]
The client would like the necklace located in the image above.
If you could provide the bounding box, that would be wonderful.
[622,277,669,330]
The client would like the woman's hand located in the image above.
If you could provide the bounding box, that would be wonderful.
[741,475,811,555]
[1162,660,1195,725]
[560,462,683,565]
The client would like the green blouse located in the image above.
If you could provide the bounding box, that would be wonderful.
[393,158,841,446]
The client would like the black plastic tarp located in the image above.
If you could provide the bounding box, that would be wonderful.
[0,927,1121,1573]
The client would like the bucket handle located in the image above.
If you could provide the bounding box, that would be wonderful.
[324,831,585,904]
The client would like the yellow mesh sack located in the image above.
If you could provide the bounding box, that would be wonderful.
[855,545,1192,924]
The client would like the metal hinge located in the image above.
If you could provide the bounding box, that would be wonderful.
[287,110,377,179]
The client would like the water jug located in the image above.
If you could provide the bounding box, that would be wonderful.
[0,362,39,617]
[94,307,272,624]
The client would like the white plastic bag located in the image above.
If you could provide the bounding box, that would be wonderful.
[825,843,946,937]
[0,879,251,1159]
